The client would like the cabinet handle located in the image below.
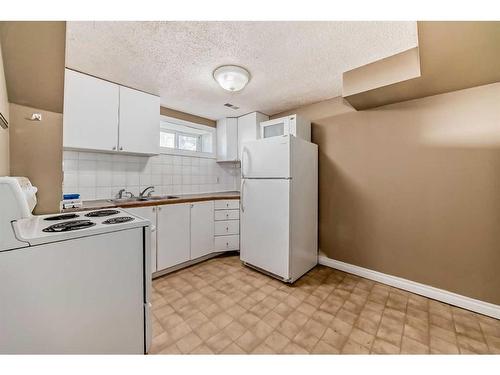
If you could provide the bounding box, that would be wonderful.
[119,146,123,151]
[112,146,116,150]
[158,206,162,211]
[152,207,156,212]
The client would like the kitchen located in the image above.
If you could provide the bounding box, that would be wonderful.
[1,8,500,369]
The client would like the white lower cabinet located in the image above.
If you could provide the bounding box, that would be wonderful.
[157,203,191,270]
[214,199,240,252]
[190,201,215,259]
[124,206,158,273]
[127,199,237,275]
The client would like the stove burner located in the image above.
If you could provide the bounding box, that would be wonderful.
[102,216,134,225]
[42,220,96,232]
[44,213,79,221]
[84,209,120,217]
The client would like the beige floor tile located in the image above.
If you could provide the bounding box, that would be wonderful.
[400,336,429,354]
[176,332,203,354]
[223,320,247,341]
[341,339,370,354]
[254,320,275,340]
[348,327,375,349]
[329,317,353,336]
[456,334,489,354]
[311,340,340,354]
[185,311,209,330]
[264,331,290,352]
[371,338,401,354]
[211,311,234,329]
[158,343,182,354]
[293,330,320,351]
[204,331,231,352]
[429,325,457,344]
[236,330,262,352]
[220,342,247,354]
[282,342,309,354]
[189,344,214,354]
[403,323,428,345]
[262,310,285,328]
[251,343,276,354]
[322,327,348,350]
[196,321,219,341]
[149,254,499,355]
[296,302,317,317]
[336,308,358,325]
[430,336,460,354]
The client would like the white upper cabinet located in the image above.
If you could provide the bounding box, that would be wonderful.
[63,69,160,155]
[216,117,238,162]
[63,69,120,152]
[237,112,269,160]
[190,201,215,259]
[119,86,160,155]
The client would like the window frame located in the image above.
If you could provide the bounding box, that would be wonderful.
[160,115,216,159]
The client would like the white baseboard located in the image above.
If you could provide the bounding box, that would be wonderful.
[318,256,500,320]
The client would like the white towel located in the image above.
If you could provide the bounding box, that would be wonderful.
[13,177,38,212]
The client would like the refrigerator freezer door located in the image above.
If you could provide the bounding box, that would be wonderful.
[240,179,290,279]
[241,136,290,178]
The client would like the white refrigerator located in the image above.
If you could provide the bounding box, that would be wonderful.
[240,135,318,283]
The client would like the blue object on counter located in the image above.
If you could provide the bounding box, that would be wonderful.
[63,194,81,200]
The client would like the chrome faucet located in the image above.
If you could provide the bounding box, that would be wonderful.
[116,189,134,199]
[139,186,155,198]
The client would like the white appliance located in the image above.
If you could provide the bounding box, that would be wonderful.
[240,135,318,282]
[260,114,311,142]
[0,177,152,354]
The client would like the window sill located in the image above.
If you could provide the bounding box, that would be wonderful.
[159,147,216,159]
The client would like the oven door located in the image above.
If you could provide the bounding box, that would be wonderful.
[260,117,291,139]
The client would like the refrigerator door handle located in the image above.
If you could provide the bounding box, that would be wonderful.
[241,146,248,178]
[240,179,246,212]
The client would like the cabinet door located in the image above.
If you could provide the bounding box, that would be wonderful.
[237,112,269,160]
[157,204,190,270]
[216,118,238,162]
[119,86,160,155]
[190,201,214,260]
[125,206,157,273]
[63,69,119,152]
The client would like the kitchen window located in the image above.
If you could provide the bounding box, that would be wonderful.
[160,116,215,158]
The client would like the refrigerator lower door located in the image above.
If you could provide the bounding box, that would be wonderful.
[241,136,290,178]
[240,178,290,279]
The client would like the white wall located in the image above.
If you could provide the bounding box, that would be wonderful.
[62,151,240,201]
[0,40,10,176]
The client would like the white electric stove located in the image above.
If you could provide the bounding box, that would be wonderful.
[0,177,152,354]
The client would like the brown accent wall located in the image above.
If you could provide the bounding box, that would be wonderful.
[9,104,63,214]
[345,21,500,110]
[285,83,500,305]
[0,21,66,113]
[161,106,216,127]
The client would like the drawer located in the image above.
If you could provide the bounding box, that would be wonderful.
[214,209,239,221]
[214,235,239,251]
[214,220,239,236]
[214,199,240,210]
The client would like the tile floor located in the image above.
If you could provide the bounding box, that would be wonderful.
[150,254,500,354]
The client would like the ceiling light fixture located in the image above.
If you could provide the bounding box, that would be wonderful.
[213,65,250,92]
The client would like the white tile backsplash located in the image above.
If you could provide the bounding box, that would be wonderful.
[62,151,240,201]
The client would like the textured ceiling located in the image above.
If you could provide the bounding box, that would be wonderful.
[66,21,418,120]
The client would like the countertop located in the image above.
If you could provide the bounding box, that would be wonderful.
[63,191,240,212]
